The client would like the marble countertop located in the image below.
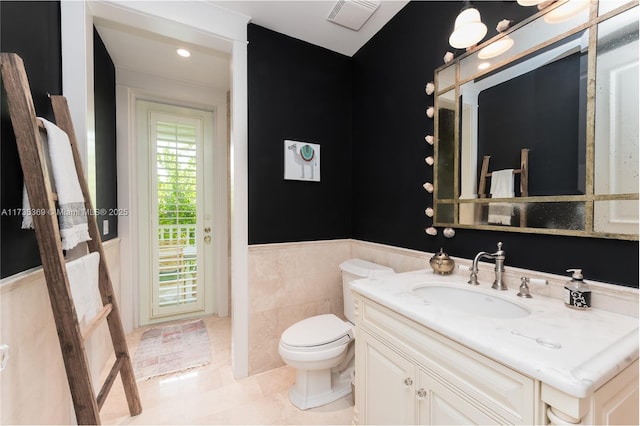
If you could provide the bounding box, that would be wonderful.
[351,270,639,398]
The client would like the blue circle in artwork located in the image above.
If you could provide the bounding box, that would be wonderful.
[300,144,315,162]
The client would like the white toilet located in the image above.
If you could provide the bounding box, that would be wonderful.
[278,258,394,410]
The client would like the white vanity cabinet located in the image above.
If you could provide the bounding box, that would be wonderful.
[354,295,539,425]
[353,291,639,425]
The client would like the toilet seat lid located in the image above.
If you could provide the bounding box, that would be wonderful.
[281,314,353,348]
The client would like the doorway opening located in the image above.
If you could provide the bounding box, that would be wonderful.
[137,100,218,324]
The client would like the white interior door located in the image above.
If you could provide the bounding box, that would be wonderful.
[137,100,216,323]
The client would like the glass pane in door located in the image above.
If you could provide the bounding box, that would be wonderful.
[153,117,202,314]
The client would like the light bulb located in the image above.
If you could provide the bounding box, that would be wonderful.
[425,82,435,95]
[426,107,434,118]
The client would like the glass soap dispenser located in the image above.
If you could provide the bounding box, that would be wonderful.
[564,268,591,309]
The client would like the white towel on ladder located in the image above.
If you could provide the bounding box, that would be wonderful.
[22,117,91,250]
[488,169,514,225]
[65,252,103,328]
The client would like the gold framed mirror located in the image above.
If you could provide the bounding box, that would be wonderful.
[434,0,639,240]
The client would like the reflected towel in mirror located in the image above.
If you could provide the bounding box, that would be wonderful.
[488,169,514,225]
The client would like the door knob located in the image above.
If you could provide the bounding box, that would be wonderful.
[204,227,211,233]
[204,235,211,244]
[403,377,413,387]
[417,388,427,399]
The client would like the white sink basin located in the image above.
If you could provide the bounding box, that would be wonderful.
[413,285,530,319]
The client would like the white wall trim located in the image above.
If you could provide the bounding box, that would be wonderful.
[230,39,249,379]
[60,0,94,181]
[115,86,139,333]
[91,0,248,50]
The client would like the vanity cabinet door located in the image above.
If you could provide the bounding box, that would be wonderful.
[355,294,537,425]
[591,359,639,425]
[417,369,502,425]
[359,330,416,425]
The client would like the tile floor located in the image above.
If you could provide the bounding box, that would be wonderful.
[101,315,355,425]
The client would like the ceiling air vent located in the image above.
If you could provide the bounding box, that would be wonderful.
[327,0,381,31]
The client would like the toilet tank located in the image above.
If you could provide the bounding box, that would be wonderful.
[339,259,394,323]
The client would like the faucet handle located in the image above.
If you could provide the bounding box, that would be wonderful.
[517,277,532,298]
[492,241,506,259]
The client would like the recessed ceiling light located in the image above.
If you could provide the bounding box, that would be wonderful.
[478,62,491,70]
[176,48,191,58]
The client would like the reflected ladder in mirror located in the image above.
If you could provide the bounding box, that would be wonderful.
[477,148,529,226]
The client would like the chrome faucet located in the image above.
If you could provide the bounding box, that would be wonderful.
[468,242,507,290]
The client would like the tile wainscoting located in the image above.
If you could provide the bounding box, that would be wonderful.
[247,239,638,375]
[0,239,121,425]
[247,239,431,375]
[3,236,632,422]
[248,240,351,375]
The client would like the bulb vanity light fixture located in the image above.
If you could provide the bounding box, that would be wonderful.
[424,74,438,238]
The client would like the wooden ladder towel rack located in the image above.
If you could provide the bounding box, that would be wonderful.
[1,52,141,424]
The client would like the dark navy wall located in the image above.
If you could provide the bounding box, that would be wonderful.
[247,24,352,244]
[351,1,532,252]
[0,2,119,278]
[351,1,638,287]
[94,28,118,241]
[4,2,634,286]
[1,1,61,278]
[246,2,637,287]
